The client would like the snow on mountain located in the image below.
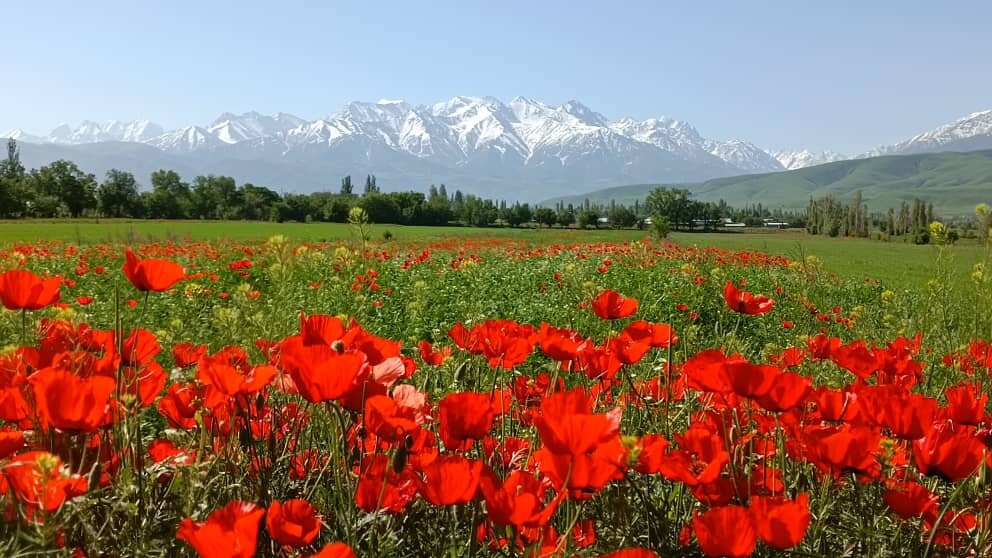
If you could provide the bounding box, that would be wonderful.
[771,149,847,170]
[429,96,527,159]
[208,111,304,144]
[863,110,992,157]
[105,120,165,143]
[5,100,789,175]
[145,126,223,153]
[1,129,45,143]
[703,139,783,173]
[42,98,992,199]
[609,117,717,162]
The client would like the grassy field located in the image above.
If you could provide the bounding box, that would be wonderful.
[669,229,989,289]
[0,219,648,244]
[0,220,985,290]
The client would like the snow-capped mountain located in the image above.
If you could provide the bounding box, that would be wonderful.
[0,129,45,144]
[39,120,165,145]
[704,139,784,173]
[771,149,847,170]
[145,126,223,153]
[208,112,305,144]
[863,110,992,157]
[7,98,987,199]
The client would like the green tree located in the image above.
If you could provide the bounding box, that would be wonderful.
[502,203,532,227]
[608,206,638,228]
[97,170,142,217]
[240,184,281,220]
[534,207,557,228]
[0,139,26,217]
[577,210,599,229]
[191,175,239,219]
[30,160,97,217]
[556,207,576,228]
[145,170,191,219]
[363,174,379,195]
[650,215,671,239]
[357,193,400,223]
[340,175,353,195]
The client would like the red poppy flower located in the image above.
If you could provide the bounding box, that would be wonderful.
[692,505,757,557]
[883,481,938,520]
[830,340,879,380]
[472,320,538,369]
[299,313,346,346]
[479,468,563,530]
[0,269,61,311]
[266,499,321,548]
[656,424,729,486]
[801,424,881,478]
[723,281,775,315]
[29,366,114,432]
[913,423,987,482]
[633,434,670,475]
[196,355,275,396]
[278,337,367,404]
[534,388,621,457]
[173,342,208,368]
[533,437,627,500]
[418,341,452,366]
[753,371,812,412]
[726,361,779,399]
[438,391,495,451]
[309,543,356,558]
[148,439,195,466]
[157,382,201,430]
[943,381,988,425]
[176,500,264,558]
[591,289,639,320]
[415,455,483,506]
[620,320,678,348]
[1,451,88,512]
[682,349,741,394]
[608,335,651,366]
[0,428,25,459]
[364,395,419,443]
[862,388,937,440]
[750,493,810,550]
[122,249,185,292]
[539,323,591,365]
[354,454,417,513]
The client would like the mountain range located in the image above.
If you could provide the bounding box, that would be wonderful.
[3,99,992,201]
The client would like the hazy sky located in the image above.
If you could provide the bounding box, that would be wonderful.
[2,0,989,153]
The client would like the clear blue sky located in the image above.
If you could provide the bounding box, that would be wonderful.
[2,0,989,153]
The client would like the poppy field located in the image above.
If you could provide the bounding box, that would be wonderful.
[1,232,991,557]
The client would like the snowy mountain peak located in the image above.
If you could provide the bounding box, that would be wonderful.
[864,109,992,157]
[771,149,847,170]
[704,139,784,172]
[559,100,608,127]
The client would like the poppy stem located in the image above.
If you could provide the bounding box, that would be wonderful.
[19,308,26,346]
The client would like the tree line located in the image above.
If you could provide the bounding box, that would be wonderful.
[806,192,947,243]
[0,139,578,227]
